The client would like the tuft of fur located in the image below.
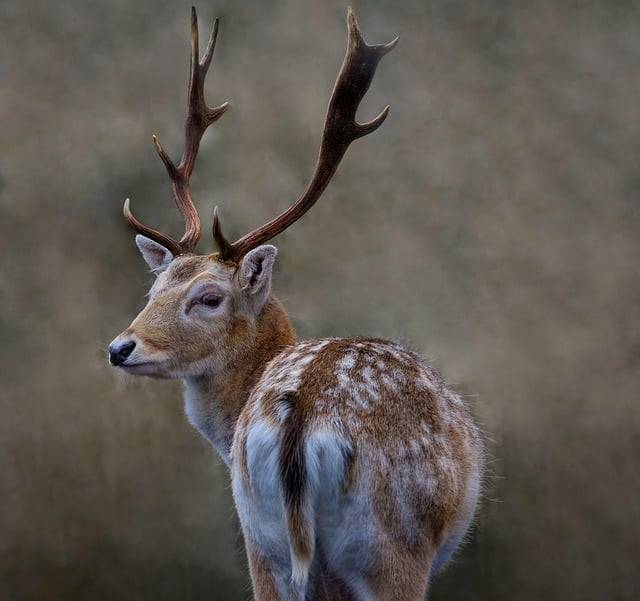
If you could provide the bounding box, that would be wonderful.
[277,394,313,591]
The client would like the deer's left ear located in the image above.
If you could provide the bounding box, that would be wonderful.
[238,245,277,308]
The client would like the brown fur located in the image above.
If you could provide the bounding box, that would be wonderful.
[231,336,482,599]
[113,253,482,601]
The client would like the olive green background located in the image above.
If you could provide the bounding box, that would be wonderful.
[1,1,639,599]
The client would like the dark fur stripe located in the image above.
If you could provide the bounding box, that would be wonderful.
[278,394,310,558]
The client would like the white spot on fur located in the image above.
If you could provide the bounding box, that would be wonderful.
[337,352,357,371]
[350,386,370,410]
[339,367,352,384]
[360,366,379,396]
[381,373,398,392]
[251,340,332,409]
[415,371,436,392]
[391,368,406,384]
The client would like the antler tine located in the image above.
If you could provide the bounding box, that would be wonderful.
[124,198,183,256]
[212,205,234,260]
[215,7,397,262]
[125,7,229,255]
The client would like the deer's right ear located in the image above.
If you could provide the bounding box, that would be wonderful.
[135,235,174,273]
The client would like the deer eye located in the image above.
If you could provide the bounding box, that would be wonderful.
[200,294,221,308]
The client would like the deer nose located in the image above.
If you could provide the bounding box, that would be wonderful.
[108,340,136,366]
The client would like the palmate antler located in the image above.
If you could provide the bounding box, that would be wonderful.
[124,7,229,255]
[125,7,396,262]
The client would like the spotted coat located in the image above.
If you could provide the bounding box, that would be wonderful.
[231,337,483,600]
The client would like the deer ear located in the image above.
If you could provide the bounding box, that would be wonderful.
[135,235,174,273]
[239,245,277,305]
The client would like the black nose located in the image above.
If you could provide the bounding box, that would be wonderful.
[109,340,136,366]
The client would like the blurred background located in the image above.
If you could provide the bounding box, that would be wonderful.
[2,0,639,599]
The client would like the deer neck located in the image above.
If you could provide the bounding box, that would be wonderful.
[183,296,296,465]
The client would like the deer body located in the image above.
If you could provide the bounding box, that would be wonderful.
[109,8,483,600]
[142,265,482,600]
[233,335,482,600]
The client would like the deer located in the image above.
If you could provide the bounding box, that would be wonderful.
[108,7,483,601]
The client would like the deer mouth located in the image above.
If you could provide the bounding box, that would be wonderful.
[118,360,166,377]
[119,360,154,368]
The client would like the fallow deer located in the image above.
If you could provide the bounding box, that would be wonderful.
[109,7,483,600]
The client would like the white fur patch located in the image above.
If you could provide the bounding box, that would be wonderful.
[183,379,231,465]
[233,420,353,599]
[232,422,291,595]
[251,340,332,406]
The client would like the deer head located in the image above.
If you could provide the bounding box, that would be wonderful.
[108,7,396,379]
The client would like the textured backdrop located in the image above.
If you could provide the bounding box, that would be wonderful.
[1,1,639,599]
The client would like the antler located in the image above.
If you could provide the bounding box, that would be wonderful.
[124,6,229,255]
[213,7,397,263]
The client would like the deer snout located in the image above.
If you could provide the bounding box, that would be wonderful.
[108,338,136,366]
